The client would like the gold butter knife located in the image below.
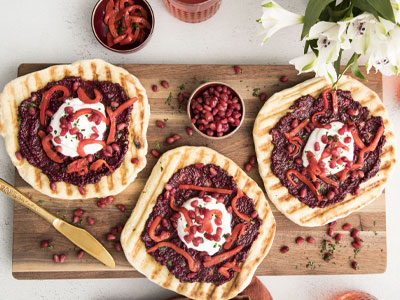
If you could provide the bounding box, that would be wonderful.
[0,178,115,269]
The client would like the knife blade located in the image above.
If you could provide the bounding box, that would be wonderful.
[0,178,115,268]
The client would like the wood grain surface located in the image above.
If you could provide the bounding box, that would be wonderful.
[11,64,386,279]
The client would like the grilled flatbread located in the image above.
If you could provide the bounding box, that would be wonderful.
[253,76,396,227]
[121,146,276,300]
[0,59,150,199]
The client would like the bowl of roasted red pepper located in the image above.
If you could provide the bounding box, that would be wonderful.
[92,0,155,53]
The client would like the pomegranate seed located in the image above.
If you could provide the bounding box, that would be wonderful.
[323,253,333,262]
[343,223,352,230]
[161,80,169,89]
[15,151,23,160]
[172,213,181,220]
[335,233,342,242]
[152,85,158,92]
[280,75,289,82]
[280,246,289,253]
[50,182,56,191]
[28,106,36,115]
[351,229,360,238]
[344,136,352,144]
[321,135,328,144]
[354,187,360,196]
[295,158,303,165]
[74,209,84,217]
[245,163,252,172]
[59,254,66,263]
[131,158,139,164]
[151,149,160,157]
[53,254,60,263]
[186,127,193,136]
[40,240,50,248]
[296,236,304,245]
[106,233,116,241]
[112,143,120,152]
[352,241,361,249]
[187,272,196,279]
[351,261,358,270]
[73,216,79,224]
[250,210,258,218]
[166,137,175,144]
[115,241,122,251]
[227,206,233,214]
[204,196,212,203]
[77,250,84,259]
[78,187,86,195]
[156,120,165,128]
[329,221,337,229]
[347,109,358,116]
[161,218,169,227]
[300,188,307,198]
[104,196,114,203]
[209,167,217,177]
[291,119,299,128]
[117,204,126,212]
[234,65,242,74]
[111,227,118,235]
[87,217,95,225]
[117,224,124,232]
[259,93,267,101]
[46,110,54,117]
[217,196,224,203]
[354,237,362,245]
[188,210,196,219]
[327,191,335,201]
[328,228,334,237]
[314,142,320,151]
[306,236,316,244]
[117,123,127,131]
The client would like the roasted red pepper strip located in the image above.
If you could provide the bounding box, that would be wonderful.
[291,136,304,145]
[40,132,63,163]
[319,174,338,187]
[74,108,109,125]
[332,90,338,114]
[286,170,321,201]
[67,158,88,176]
[311,88,331,128]
[119,0,134,10]
[126,16,151,30]
[178,184,233,195]
[77,87,102,104]
[231,189,251,222]
[203,209,223,234]
[223,223,245,250]
[203,246,243,268]
[113,97,138,116]
[330,140,350,151]
[147,242,200,272]
[108,13,119,38]
[89,159,113,172]
[106,107,116,144]
[339,169,349,182]
[104,0,115,24]
[218,260,241,278]
[352,125,384,170]
[170,196,193,231]
[350,128,366,149]
[284,118,310,140]
[40,85,70,126]
[149,216,170,242]
[106,32,115,47]
[288,142,300,157]
[306,151,322,180]
[77,139,106,157]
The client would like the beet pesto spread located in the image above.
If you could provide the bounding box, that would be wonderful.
[17,77,137,194]
[141,164,261,285]
[271,89,385,208]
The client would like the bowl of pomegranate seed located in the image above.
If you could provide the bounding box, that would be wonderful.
[91,0,155,53]
[187,82,245,139]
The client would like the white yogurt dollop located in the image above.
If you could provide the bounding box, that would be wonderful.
[302,121,354,174]
[50,98,107,157]
[177,197,232,256]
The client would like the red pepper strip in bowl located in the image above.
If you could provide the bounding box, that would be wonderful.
[74,108,109,125]
[40,85,70,126]
[77,139,106,157]
[332,90,338,114]
[89,159,113,172]
[66,158,88,176]
[126,16,151,30]
[231,189,251,222]
[106,107,116,144]
[104,0,115,24]
[113,97,137,116]
[223,223,245,250]
[350,128,366,149]
[149,216,170,242]
[106,32,115,47]
[77,87,102,104]
[108,13,119,38]
[203,209,223,234]
[146,242,200,273]
[169,196,193,231]
[286,170,321,201]
[178,184,233,195]
[352,125,384,170]
[311,88,331,128]
[218,260,240,278]
[203,245,243,268]
[124,5,148,19]
[40,132,63,164]
[119,0,134,10]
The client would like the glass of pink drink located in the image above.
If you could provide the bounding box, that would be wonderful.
[163,0,222,23]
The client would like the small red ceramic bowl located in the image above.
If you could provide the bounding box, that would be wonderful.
[187,82,245,140]
[91,0,155,53]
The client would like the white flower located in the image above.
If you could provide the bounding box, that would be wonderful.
[345,13,394,55]
[258,1,304,44]
[391,0,400,24]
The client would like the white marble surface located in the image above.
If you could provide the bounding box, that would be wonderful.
[0,0,399,299]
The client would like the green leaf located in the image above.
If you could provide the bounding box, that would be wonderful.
[351,56,367,81]
[301,0,335,39]
[334,49,343,75]
[366,0,395,22]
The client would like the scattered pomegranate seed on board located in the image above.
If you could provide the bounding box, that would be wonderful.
[234,65,242,74]
[106,234,116,241]
[115,242,122,251]
[156,120,165,128]
[280,75,289,82]
[306,236,316,244]
[244,163,252,172]
[117,204,126,212]
[53,254,60,263]
[59,254,66,263]
[40,240,50,248]
[131,158,139,164]
[259,93,267,101]
[351,229,360,238]
[352,261,358,270]
[87,217,95,225]
[152,85,158,92]
[161,80,169,89]
[74,209,84,217]
[296,237,304,245]
[151,149,160,157]
[280,246,289,253]
[343,223,352,230]
[77,250,84,259]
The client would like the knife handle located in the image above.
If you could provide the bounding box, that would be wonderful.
[0,178,57,224]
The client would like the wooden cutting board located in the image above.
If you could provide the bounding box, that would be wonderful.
[11,64,386,279]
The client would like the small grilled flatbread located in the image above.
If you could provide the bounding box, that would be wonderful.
[253,76,396,227]
[120,146,276,300]
[0,59,150,199]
